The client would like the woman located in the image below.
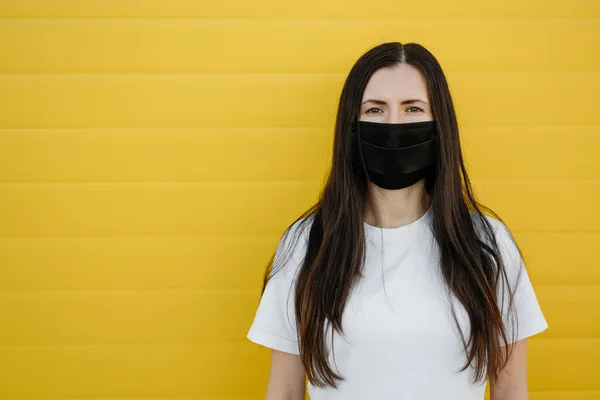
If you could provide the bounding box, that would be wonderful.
[246,42,548,400]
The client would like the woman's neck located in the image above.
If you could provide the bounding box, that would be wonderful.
[363,180,431,229]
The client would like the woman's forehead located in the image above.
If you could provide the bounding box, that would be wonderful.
[362,64,429,103]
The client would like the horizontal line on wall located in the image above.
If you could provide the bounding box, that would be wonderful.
[0,234,284,239]
[0,396,261,400]
[528,393,600,396]
[0,179,597,185]
[1,17,599,21]
[0,284,598,295]
[1,70,599,75]
[1,125,599,131]
[0,230,598,240]
[0,337,596,349]
[1,72,599,77]
[0,288,260,295]
[529,391,600,394]
[0,231,600,242]
[0,180,319,185]
[0,126,330,131]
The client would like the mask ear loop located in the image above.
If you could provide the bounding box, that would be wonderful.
[354,120,371,182]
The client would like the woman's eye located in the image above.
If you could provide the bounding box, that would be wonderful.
[407,106,423,113]
[365,108,382,114]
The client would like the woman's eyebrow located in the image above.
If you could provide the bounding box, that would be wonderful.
[402,99,429,106]
[361,98,429,106]
[361,98,387,105]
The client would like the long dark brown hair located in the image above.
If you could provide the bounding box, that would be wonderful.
[259,42,521,388]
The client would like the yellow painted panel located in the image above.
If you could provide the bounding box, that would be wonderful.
[0,20,598,73]
[530,393,600,400]
[450,73,598,128]
[0,74,342,128]
[514,233,600,285]
[0,287,595,345]
[0,74,598,129]
[534,286,600,339]
[0,232,598,292]
[528,339,600,391]
[475,181,599,232]
[0,0,598,18]
[0,291,261,345]
[0,344,268,398]
[0,181,595,237]
[0,128,333,183]
[0,126,597,183]
[0,182,322,237]
[0,339,594,398]
[462,126,600,180]
[0,236,278,291]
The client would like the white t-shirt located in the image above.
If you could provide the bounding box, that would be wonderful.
[247,206,548,399]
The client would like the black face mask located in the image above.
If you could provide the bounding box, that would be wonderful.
[353,120,439,190]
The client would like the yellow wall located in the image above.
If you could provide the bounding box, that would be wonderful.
[0,1,598,399]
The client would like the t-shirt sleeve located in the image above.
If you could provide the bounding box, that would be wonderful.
[493,219,549,346]
[246,221,308,355]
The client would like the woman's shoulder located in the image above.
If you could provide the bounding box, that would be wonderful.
[271,214,316,278]
[280,214,315,250]
[470,210,511,239]
[470,211,522,268]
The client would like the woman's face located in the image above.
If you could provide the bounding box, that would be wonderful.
[359,63,433,124]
